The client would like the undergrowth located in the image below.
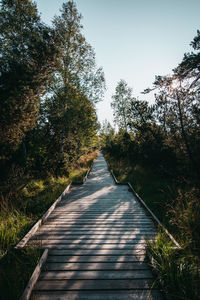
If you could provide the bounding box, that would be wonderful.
[103,152,176,224]
[104,151,200,300]
[147,233,200,300]
[0,150,98,300]
[0,247,41,300]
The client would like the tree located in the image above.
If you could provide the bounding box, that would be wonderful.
[0,0,60,157]
[148,74,199,176]
[127,98,154,132]
[37,86,98,174]
[174,30,200,89]
[111,79,132,130]
[49,1,105,161]
[99,120,115,148]
[52,1,105,103]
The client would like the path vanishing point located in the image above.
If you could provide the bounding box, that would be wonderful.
[27,152,163,299]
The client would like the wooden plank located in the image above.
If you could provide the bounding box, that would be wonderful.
[46,215,151,218]
[55,206,141,210]
[30,238,148,243]
[15,184,71,249]
[34,279,155,290]
[15,219,42,249]
[38,227,154,231]
[37,228,156,233]
[54,209,145,213]
[45,262,149,271]
[51,213,148,216]
[128,184,181,248]
[63,197,135,200]
[56,200,137,203]
[25,153,163,299]
[46,218,152,222]
[40,222,155,231]
[48,249,147,256]
[42,225,153,229]
[47,217,151,220]
[42,184,71,223]
[30,239,147,244]
[39,227,155,231]
[31,290,163,300]
[47,255,146,263]
[32,244,147,250]
[42,224,154,228]
[36,231,156,237]
[50,212,147,215]
[39,270,153,280]
[50,215,148,218]
[45,217,153,220]
[32,233,156,240]
[20,249,48,300]
[51,209,149,214]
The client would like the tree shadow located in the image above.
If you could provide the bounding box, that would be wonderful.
[30,152,162,299]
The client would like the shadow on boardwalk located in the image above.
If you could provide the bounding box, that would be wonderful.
[29,152,163,300]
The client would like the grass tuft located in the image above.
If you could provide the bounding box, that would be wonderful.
[0,210,32,257]
[70,168,88,183]
[147,232,200,300]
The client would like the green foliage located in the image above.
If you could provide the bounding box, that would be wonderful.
[0,247,41,300]
[111,79,133,130]
[109,30,200,185]
[0,0,103,297]
[52,1,105,103]
[21,176,70,216]
[0,150,98,300]
[147,233,200,300]
[104,152,175,223]
[0,210,32,256]
[0,0,60,155]
[127,98,155,131]
[0,0,104,200]
[70,168,88,183]
[99,120,115,148]
[33,87,99,175]
[0,176,70,255]
[175,29,200,81]
[169,188,200,252]
[0,152,97,255]
[153,75,200,176]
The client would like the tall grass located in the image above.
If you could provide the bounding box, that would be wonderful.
[0,211,32,258]
[104,151,200,299]
[0,150,98,300]
[104,152,175,223]
[0,247,41,300]
[168,188,200,253]
[147,233,200,300]
[69,150,98,183]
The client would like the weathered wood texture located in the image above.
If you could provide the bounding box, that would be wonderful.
[28,152,163,299]
[20,249,48,300]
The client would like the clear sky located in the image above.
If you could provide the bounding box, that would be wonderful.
[35,0,200,126]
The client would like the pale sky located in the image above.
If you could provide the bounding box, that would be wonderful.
[35,0,200,126]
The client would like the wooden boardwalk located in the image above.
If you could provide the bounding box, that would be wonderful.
[28,152,163,299]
